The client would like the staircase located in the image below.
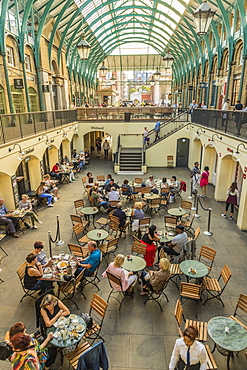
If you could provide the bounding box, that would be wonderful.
[118,148,144,175]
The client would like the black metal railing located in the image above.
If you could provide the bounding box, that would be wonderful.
[0,110,77,144]
[191,109,247,139]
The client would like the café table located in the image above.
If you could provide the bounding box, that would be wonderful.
[168,208,187,218]
[47,314,86,348]
[79,206,98,227]
[208,316,247,370]
[143,193,160,200]
[122,256,146,272]
[10,209,28,233]
[39,255,78,283]
[180,260,209,283]
[87,229,109,245]
[157,232,173,244]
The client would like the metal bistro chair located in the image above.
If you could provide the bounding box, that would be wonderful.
[74,199,85,217]
[137,217,151,239]
[131,240,146,257]
[180,214,195,236]
[17,262,41,302]
[58,269,86,307]
[164,216,178,232]
[198,245,217,274]
[70,214,89,230]
[134,177,143,184]
[83,294,108,343]
[68,243,88,259]
[143,275,170,312]
[73,224,91,246]
[180,200,192,219]
[202,265,232,307]
[96,175,105,182]
[148,198,161,214]
[81,177,88,194]
[180,282,201,319]
[66,341,91,369]
[229,293,247,330]
[106,271,133,310]
[79,255,102,292]
[99,237,119,263]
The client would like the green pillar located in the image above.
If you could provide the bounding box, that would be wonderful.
[2,52,15,113]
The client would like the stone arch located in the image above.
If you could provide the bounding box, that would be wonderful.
[0,172,15,209]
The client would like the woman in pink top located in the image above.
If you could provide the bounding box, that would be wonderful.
[199,166,209,197]
[102,254,137,291]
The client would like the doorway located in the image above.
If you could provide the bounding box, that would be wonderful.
[176,138,190,167]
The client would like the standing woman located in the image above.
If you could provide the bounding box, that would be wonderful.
[140,225,160,267]
[199,166,209,197]
[222,182,239,220]
[169,326,207,370]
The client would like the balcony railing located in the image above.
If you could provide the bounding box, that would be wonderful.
[0,110,77,144]
[191,109,247,139]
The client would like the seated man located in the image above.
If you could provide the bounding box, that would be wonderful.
[162,225,188,256]
[50,163,62,183]
[108,187,119,202]
[145,175,158,194]
[105,179,120,193]
[0,198,18,238]
[113,203,130,230]
[75,241,101,277]
[170,176,180,194]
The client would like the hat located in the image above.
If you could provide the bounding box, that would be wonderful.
[176,225,184,231]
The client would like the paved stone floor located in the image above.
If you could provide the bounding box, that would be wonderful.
[0,153,247,369]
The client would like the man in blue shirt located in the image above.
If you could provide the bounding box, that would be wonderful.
[75,241,101,276]
[154,119,161,142]
[0,198,18,237]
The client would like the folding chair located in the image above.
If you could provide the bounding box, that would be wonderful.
[137,217,151,239]
[68,243,88,258]
[169,263,183,289]
[17,262,41,302]
[73,224,91,246]
[106,271,133,310]
[99,237,119,263]
[132,187,142,201]
[202,265,232,307]
[229,293,247,330]
[81,177,88,194]
[148,198,161,214]
[131,240,146,257]
[180,282,201,318]
[74,199,85,216]
[198,245,217,273]
[180,214,195,236]
[79,255,102,292]
[143,275,170,312]
[83,294,108,343]
[96,216,109,229]
[180,200,192,219]
[58,269,86,307]
[0,233,8,256]
[174,300,208,342]
[65,341,91,369]
[159,192,170,212]
[134,177,143,184]
[70,214,89,229]
[108,218,120,237]
[109,200,119,209]
[96,175,105,181]
[164,216,178,232]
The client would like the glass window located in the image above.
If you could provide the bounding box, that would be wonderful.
[11,85,25,113]
[0,85,6,114]
[28,87,39,112]
[6,46,15,65]
[25,54,31,71]
[231,77,240,106]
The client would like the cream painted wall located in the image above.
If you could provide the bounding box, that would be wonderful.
[120,134,143,147]
[0,174,14,209]
[202,146,217,183]
[62,140,70,157]
[28,157,42,190]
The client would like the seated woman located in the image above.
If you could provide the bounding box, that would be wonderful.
[141,225,160,267]
[160,177,170,196]
[24,253,53,294]
[78,151,85,172]
[140,258,170,295]
[91,186,108,210]
[40,294,70,329]
[33,241,49,267]
[132,202,145,231]
[19,194,42,229]
[102,254,137,292]
[10,333,43,370]
[60,161,75,183]
[86,171,94,186]
[36,182,53,207]
[121,179,133,196]
[170,176,180,194]
[104,174,112,187]
[43,174,59,199]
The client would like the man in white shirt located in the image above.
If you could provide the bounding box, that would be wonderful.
[102,139,110,159]
[221,98,230,127]
[108,187,119,202]
[162,225,188,256]
[146,175,155,188]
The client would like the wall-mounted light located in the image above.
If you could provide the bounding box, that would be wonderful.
[185,124,194,133]
[38,134,54,147]
[8,143,25,160]
[232,143,247,162]
[195,128,206,137]
[208,133,222,147]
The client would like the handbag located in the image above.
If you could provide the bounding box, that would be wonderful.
[81,313,93,330]
[0,341,13,360]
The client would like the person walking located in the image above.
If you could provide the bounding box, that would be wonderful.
[222,182,239,220]
[96,138,101,157]
[103,139,110,159]
[153,120,161,142]
[199,166,209,197]
[191,162,201,192]
[143,127,149,145]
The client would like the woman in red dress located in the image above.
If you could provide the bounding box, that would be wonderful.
[141,225,160,267]
[199,166,209,197]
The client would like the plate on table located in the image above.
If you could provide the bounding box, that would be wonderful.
[57,261,68,269]
[70,314,76,319]
[43,273,53,279]
[76,324,85,332]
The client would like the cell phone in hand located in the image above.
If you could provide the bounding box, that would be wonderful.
[33,330,41,338]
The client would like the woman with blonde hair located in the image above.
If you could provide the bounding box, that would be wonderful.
[40,294,70,329]
[132,202,145,231]
[43,174,59,199]
[140,258,170,295]
[36,182,53,207]
[102,254,137,291]
[19,194,42,229]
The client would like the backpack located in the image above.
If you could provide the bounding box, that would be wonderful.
[0,341,13,361]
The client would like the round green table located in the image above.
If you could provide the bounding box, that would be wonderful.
[157,233,173,243]
[47,314,86,348]
[208,316,247,370]
[87,229,108,244]
[122,256,146,272]
[168,208,187,217]
[180,260,208,282]
[144,193,160,200]
[79,206,98,227]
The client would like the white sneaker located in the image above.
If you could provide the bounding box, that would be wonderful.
[48,204,54,207]
[38,220,43,224]
[221,214,226,218]
[32,225,38,229]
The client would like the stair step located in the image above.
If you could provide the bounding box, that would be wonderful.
[117,171,144,175]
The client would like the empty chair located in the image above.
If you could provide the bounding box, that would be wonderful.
[58,269,86,308]
[148,198,161,214]
[70,214,89,229]
[131,240,146,257]
[96,175,105,181]
[202,265,232,306]
[74,199,85,216]
[180,282,201,318]
[229,293,247,330]
[99,237,119,262]
[164,216,178,232]
[96,216,109,229]
[68,243,88,258]
[134,178,143,184]
[67,341,108,370]
[198,245,216,272]
[180,200,192,219]
[74,224,91,246]
[83,294,108,343]
[180,214,195,235]
[81,177,88,194]
[169,263,183,289]
[66,341,92,369]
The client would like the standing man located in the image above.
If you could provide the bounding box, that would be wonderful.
[221,98,230,127]
[154,119,161,142]
[0,198,19,238]
[96,138,101,157]
[191,162,201,192]
[103,139,110,159]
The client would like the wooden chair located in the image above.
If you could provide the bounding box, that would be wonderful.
[68,243,88,258]
[79,254,102,292]
[96,216,109,229]
[141,187,152,195]
[81,177,88,194]
[148,198,161,214]
[194,226,201,241]
[229,293,247,330]
[167,155,174,167]
[143,275,170,312]
[180,200,192,219]
[174,300,208,342]
[59,270,86,307]
[74,199,85,216]
[17,262,40,302]
[83,294,108,343]
[108,218,120,237]
[106,271,134,310]
[70,214,89,229]
[96,175,105,181]
[132,187,142,201]
[180,282,201,318]
[74,224,91,246]
[109,200,119,209]
[202,265,232,307]
[159,192,170,212]
[164,216,178,232]
[66,341,91,369]
[134,177,143,184]
[180,214,195,235]
[137,217,151,238]
[205,345,218,369]
[131,240,146,257]
[169,263,183,289]
[99,237,119,262]
[198,245,217,272]
[0,232,8,256]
